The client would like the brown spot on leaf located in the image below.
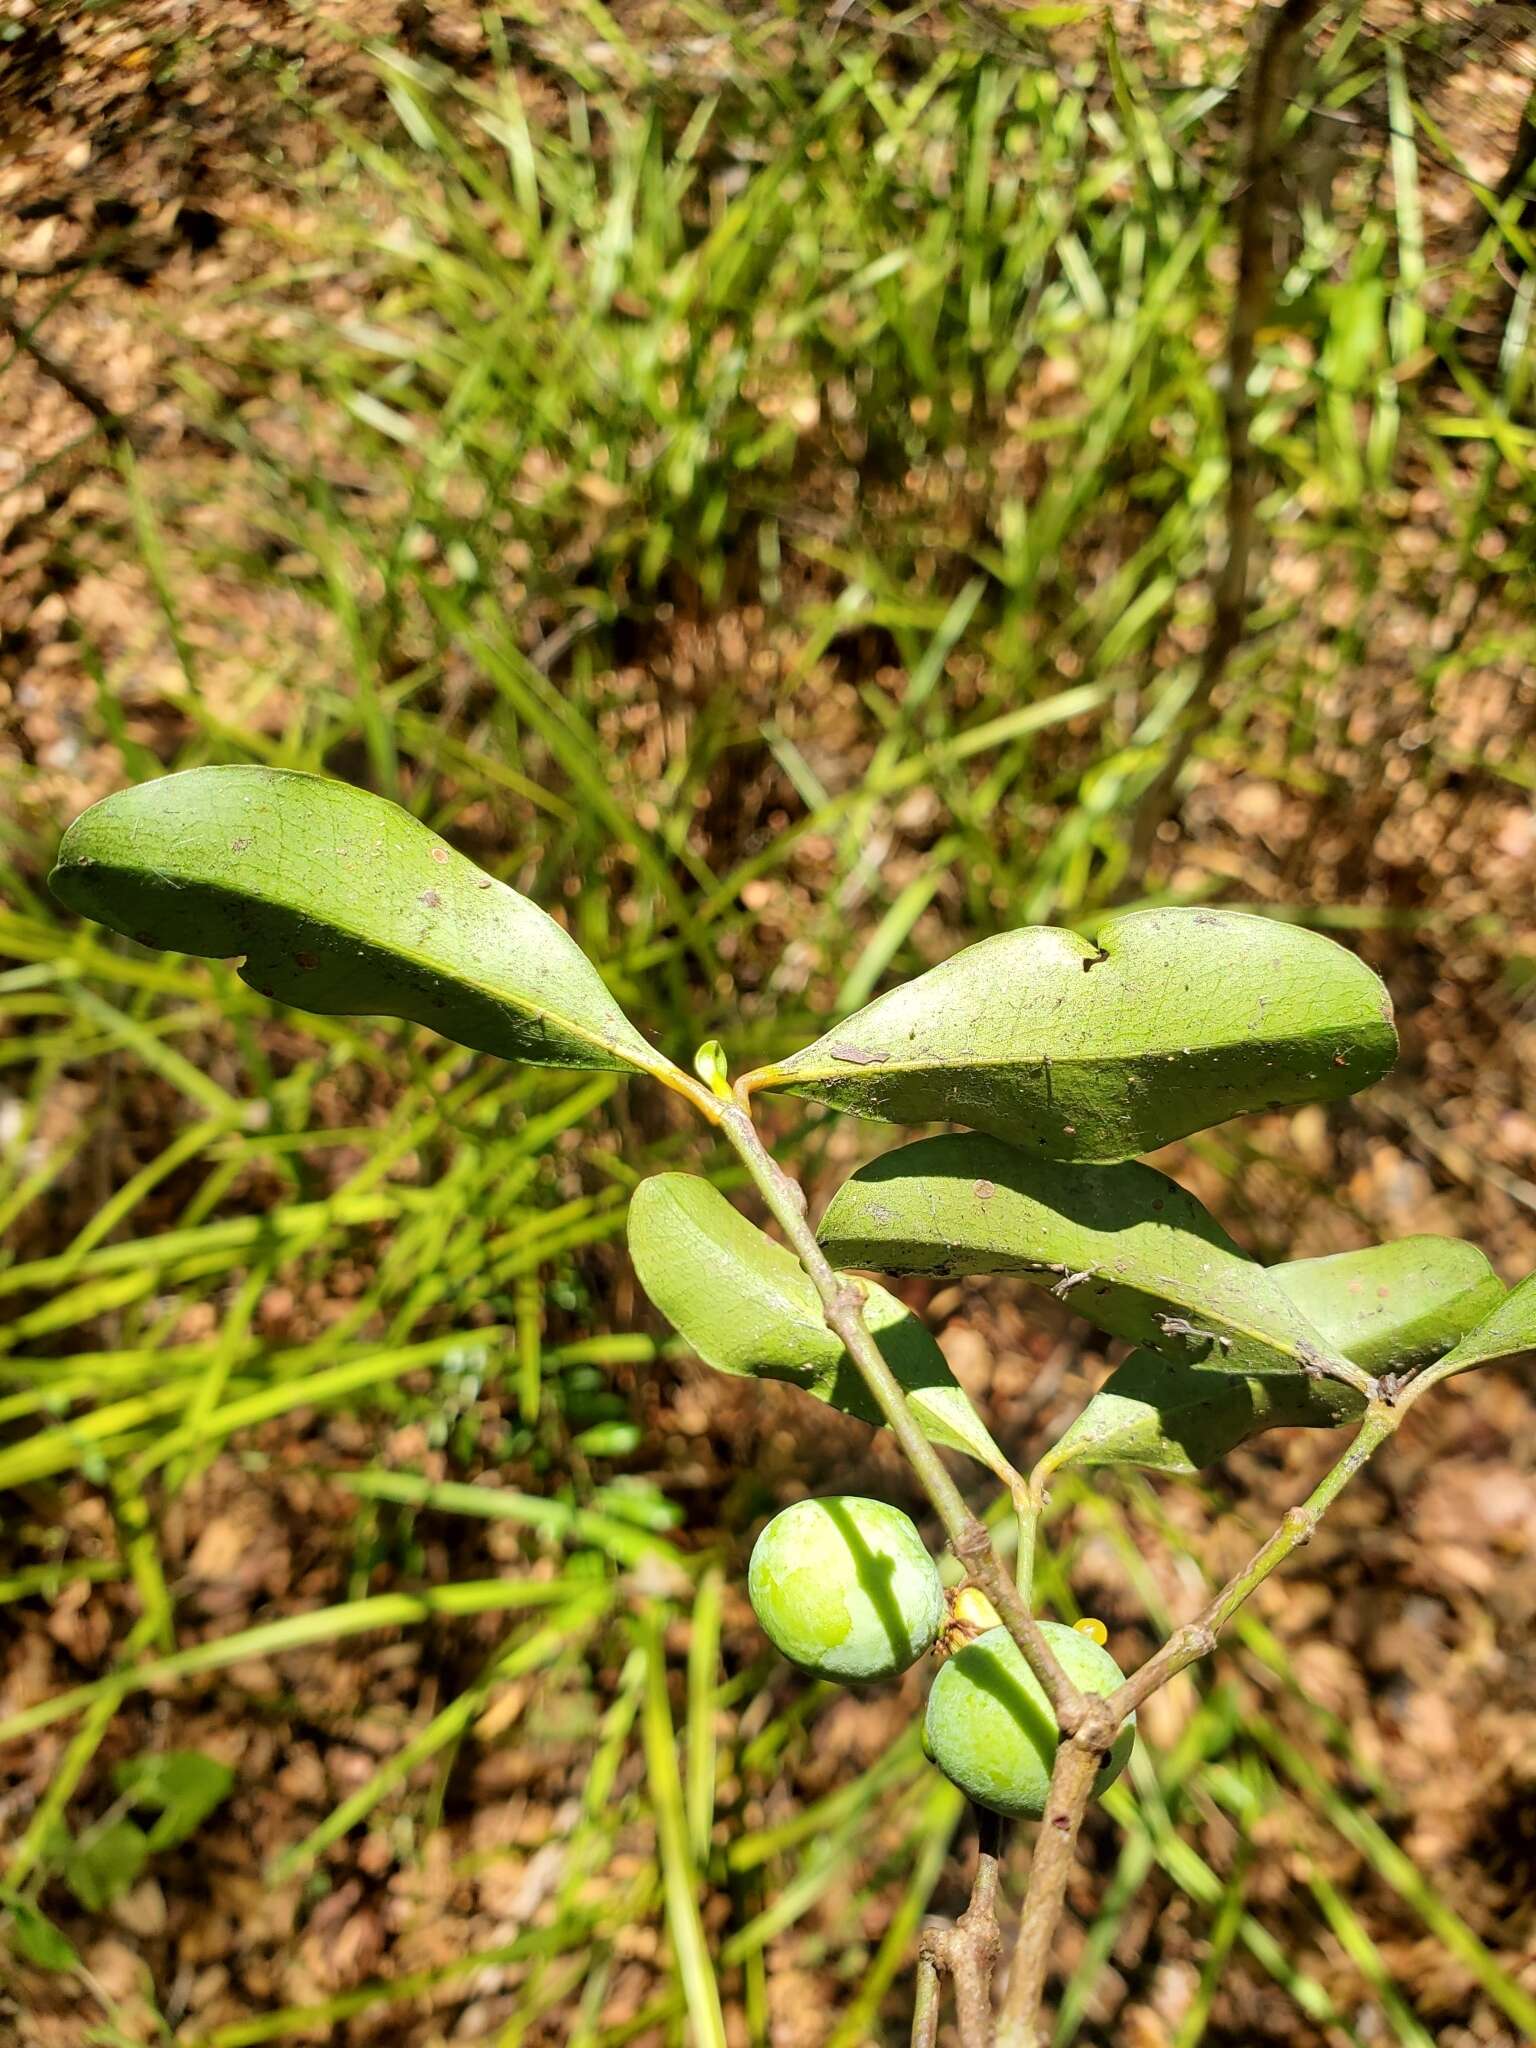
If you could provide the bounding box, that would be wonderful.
[430,845,449,864]
[229,836,251,854]
[829,1044,888,1066]
[973,1179,996,1202]
[420,889,442,909]
[293,950,320,971]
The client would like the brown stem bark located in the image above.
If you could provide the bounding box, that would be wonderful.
[922,1810,1006,2048]
[948,1865,1002,2047]
[993,1740,1104,2047]
[921,1818,1015,2039]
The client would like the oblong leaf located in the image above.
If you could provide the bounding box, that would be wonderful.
[1421,1271,1536,1382]
[816,1133,1350,1379]
[49,766,674,1081]
[1050,1237,1504,1476]
[745,907,1396,1162]
[1272,1238,1504,1373]
[1044,1351,1364,1477]
[627,1172,1013,1483]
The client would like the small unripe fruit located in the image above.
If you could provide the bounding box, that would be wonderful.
[923,1620,1134,1820]
[748,1497,945,1683]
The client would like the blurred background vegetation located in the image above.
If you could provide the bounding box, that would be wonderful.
[4,2,1536,2043]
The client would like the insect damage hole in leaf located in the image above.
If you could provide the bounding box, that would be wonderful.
[741,907,1397,1162]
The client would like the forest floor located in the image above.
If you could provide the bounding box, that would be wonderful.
[5,3,1536,2045]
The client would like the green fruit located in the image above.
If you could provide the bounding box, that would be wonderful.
[747,1497,945,1683]
[923,1621,1134,1820]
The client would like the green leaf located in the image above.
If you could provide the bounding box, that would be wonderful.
[1049,1237,1504,1477]
[1044,1351,1364,1477]
[816,1133,1351,1380]
[50,767,676,1083]
[2,1895,81,1973]
[1272,1238,1504,1373]
[627,1173,1015,1484]
[62,1819,150,1911]
[745,908,1396,1162]
[1421,1271,1536,1381]
[114,1748,235,1851]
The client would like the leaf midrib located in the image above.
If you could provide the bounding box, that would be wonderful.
[764,1017,1378,1093]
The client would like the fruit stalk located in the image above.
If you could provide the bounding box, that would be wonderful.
[715,1101,1087,1731]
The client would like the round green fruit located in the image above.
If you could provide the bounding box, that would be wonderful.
[923,1621,1134,1820]
[747,1496,945,1683]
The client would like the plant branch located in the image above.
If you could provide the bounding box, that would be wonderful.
[994,1392,1402,2045]
[921,1809,1006,2048]
[706,1068,1406,2048]
[993,1738,1103,2047]
[910,1950,942,2048]
[951,1814,1004,2047]
[714,1102,1090,1733]
[1127,0,1322,870]
[1110,1398,1398,1721]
